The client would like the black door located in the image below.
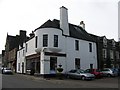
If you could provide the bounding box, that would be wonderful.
[22,62,24,74]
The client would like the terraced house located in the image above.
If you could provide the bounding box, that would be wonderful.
[16,6,98,77]
[3,30,28,72]
[90,34,120,69]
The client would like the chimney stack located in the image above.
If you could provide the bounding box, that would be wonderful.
[19,30,27,43]
[80,21,85,30]
[60,6,69,36]
[29,31,35,38]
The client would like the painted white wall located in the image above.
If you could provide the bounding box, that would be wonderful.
[35,28,65,53]
[26,37,36,56]
[40,51,50,74]
[57,57,66,73]
[40,55,66,74]
[17,27,98,75]
[65,37,97,71]
[35,27,97,74]
[16,43,26,73]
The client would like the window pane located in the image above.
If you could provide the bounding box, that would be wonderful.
[43,34,48,47]
[89,43,92,52]
[103,49,107,58]
[25,43,27,52]
[35,36,38,48]
[75,40,79,50]
[110,50,114,59]
[54,35,58,47]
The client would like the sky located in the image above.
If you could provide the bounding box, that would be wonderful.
[0,0,119,54]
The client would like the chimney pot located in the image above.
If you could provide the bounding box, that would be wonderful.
[80,21,85,30]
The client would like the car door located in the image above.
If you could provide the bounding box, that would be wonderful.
[85,69,91,73]
[74,71,81,79]
[68,70,77,78]
[102,68,109,76]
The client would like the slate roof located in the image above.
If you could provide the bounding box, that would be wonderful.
[35,19,61,31]
[34,19,95,42]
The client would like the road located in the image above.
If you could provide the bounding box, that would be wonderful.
[2,73,119,89]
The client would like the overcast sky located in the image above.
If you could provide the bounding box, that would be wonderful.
[0,0,119,54]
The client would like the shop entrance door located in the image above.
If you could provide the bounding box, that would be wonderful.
[50,57,57,74]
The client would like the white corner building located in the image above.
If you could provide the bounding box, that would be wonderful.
[16,6,97,77]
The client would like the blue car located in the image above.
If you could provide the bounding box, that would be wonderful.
[113,68,120,76]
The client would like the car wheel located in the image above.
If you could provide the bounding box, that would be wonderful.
[81,76,86,80]
[107,74,111,77]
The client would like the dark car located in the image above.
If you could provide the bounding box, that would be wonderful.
[118,68,120,76]
[112,68,120,76]
[67,69,95,80]
[85,69,103,78]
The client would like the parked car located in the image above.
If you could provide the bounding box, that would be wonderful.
[2,68,13,74]
[117,68,120,76]
[112,68,120,76]
[101,68,118,77]
[67,69,95,80]
[85,69,103,78]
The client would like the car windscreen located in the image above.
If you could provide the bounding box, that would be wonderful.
[79,70,86,73]
[69,70,77,73]
[96,69,100,72]
[5,68,11,70]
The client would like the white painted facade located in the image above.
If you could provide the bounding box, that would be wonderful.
[17,28,97,74]
[16,6,98,75]
[17,44,26,73]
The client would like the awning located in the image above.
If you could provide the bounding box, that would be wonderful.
[45,52,66,57]
[26,53,40,60]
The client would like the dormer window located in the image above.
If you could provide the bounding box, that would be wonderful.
[103,37,107,47]
[112,39,115,47]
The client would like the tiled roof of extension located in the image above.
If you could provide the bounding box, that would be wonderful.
[34,19,95,42]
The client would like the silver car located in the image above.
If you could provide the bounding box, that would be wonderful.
[67,69,95,80]
[2,68,13,74]
[101,68,118,77]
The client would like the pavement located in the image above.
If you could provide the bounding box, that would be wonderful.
[15,73,65,80]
